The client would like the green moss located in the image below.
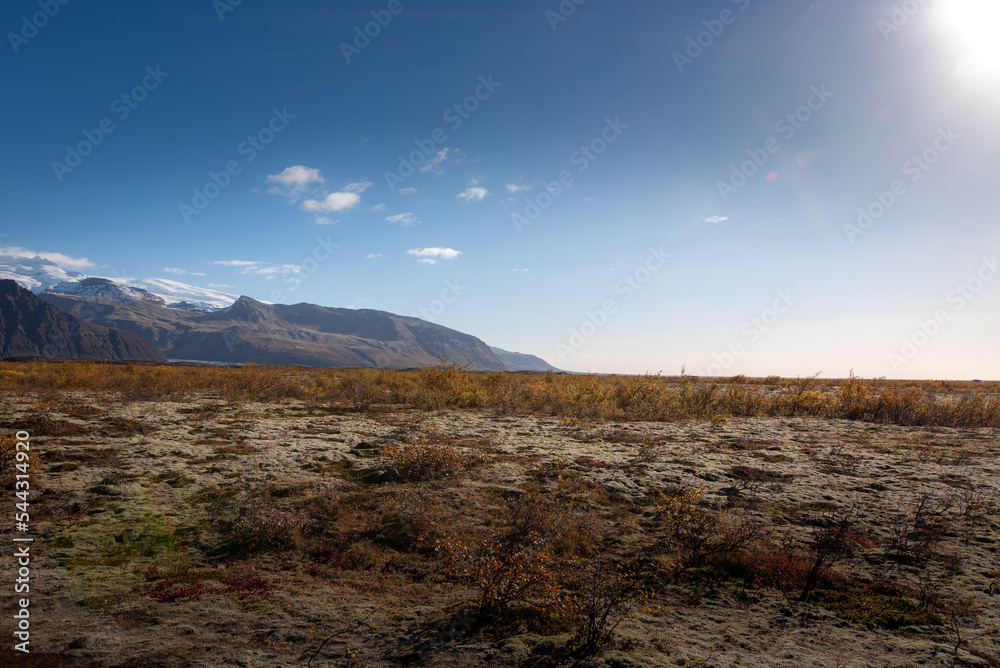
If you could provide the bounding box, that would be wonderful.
[813,580,943,629]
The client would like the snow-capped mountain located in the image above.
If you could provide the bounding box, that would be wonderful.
[45,278,167,306]
[49,276,237,311]
[0,253,83,290]
[0,254,238,311]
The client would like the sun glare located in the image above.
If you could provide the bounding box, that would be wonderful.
[936,0,1000,83]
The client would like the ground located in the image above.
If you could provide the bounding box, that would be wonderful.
[1,380,998,667]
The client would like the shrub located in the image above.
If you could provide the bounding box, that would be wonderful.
[1,433,41,488]
[561,559,648,655]
[436,530,561,618]
[223,505,311,555]
[379,441,477,481]
[654,486,763,569]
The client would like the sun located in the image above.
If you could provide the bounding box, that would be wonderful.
[935,0,1000,83]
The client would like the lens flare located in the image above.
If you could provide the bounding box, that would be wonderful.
[936,0,1000,83]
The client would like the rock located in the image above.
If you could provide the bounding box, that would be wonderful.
[69,635,94,649]
[355,441,376,449]
[501,489,526,501]
[362,467,401,484]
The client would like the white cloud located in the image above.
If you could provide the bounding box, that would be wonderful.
[266,165,325,199]
[703,215,729,224]
[163,267,206,277]
[366,253,384,259]
[457,186,489,202]
[207,283,233,289]
[314,216,336,225]
[211,260,259,268]
[0,246,94,270]
[406,247,462,266]
[386,213,421,226]
[343,180,373,194]
[303,191,361,213]
[267,165,324,187]
[399,187,417,195]
[419,148,451,173]
[301,180,372,213]
[211,260,301,276]
[370,203,387,212]
[505,183,530,193]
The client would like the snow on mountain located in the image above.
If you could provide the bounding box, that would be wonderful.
[0,254,82,291]
[45,278,167,306]
[0,254,238,311]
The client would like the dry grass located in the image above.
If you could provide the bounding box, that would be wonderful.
[1,360,998,427]
[2,361,999,666]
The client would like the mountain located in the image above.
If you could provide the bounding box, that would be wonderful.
[0,280,166,362]
[2,255,561,371]
[491,347,561,372]
[0,254,238,310]
[0,253,83,290]
[41,292,510,370]
[46,277,167,306]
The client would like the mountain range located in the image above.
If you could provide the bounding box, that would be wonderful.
[0,280,165,362]
[0,254,557,371]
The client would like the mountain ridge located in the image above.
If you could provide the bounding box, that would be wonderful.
[0,280,166,362]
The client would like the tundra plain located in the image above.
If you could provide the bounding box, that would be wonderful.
[1,361,998,667]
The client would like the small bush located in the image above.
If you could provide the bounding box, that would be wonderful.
[379,441,484,481]
[223,505,311,555]
[561,559,648,655]
[1,433,42,487]
[436,530,561,618]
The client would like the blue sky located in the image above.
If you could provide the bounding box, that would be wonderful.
[2,0,999,378]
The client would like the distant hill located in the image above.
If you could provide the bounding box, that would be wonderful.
[0,280,166,362]
[0,257,562,371]
[491,347,561,372]
[41,291,512,370]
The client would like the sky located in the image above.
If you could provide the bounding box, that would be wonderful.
[2,0,999,379]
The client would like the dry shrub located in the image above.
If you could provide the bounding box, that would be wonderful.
[218,363,302,402]
[655,485,763,569]
[339,369,381,410]
[436,530,561,617]
[380,485,443,550]
[412,361,470,410]
[561,559,648,656]
[1,433,41,488]
[379,441,486,481]
[223,504,311,555]
[1,361,998,428]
